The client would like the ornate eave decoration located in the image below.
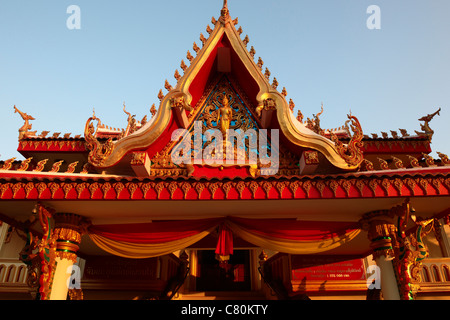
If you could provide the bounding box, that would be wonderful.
[1,170,450,201]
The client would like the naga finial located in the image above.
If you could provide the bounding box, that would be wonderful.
[14,105,37,140]
[415,107,441,139]
[123,102,137,137]
[330,114,364,168]
[306,103,325,135]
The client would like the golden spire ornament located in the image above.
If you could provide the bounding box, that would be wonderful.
[150,104,157,118]
[186,50,194,62]
[180,60,187,72]
[164,79,173,92]
[220,0,230,22]
[249,46,256,58]
[243,35,249,47]
[200,33,207,46]
[193,42,200,54]
[158,89,164,101]
[257,57,263,70]
[174,69,181,81]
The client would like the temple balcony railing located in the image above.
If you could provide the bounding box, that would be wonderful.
[0,259,29,293]
[414,257,450,294]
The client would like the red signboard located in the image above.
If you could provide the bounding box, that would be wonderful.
[291,255,366,281]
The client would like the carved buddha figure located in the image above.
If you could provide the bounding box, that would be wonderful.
[217,95,233,135]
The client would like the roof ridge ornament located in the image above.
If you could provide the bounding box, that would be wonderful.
[330,114,364,168]
[415,108,441,139]
[84,111,115,167]
[219,0,230,24]
[14,105,37,140]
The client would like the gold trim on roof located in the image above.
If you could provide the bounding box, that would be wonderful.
[84,5,363,170]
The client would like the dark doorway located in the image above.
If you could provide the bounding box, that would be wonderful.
[196,250,251,292]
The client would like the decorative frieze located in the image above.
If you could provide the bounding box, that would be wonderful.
[1,174,449,201]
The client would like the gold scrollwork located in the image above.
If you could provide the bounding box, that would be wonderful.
[84,115,115,167]
[330,115,364,167]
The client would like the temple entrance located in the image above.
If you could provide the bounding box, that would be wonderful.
[196,250,251,292]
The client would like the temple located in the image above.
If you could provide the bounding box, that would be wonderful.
[1,2,450,301]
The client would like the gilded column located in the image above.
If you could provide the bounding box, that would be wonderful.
[361,210,401,300]
[49,213,88,300]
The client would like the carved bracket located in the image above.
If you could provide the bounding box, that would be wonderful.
[170,96,193,129]
[130,151,151,177]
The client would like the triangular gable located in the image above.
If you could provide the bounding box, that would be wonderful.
[83,3,364,176]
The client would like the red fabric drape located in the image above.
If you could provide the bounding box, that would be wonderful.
[88,218,221,244]
[215,224,234,257]
[87,217,361,258]
[227,217,359,241]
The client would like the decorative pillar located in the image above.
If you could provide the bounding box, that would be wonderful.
[361,210,401,300]
[49,213,88,300]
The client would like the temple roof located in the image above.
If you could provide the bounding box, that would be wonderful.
[2,2,448,182]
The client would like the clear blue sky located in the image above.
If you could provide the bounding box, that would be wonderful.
[1,0,449,160]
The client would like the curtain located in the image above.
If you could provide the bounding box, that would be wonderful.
[88,218,221,259]
[87,217,361,259]
[215,224,234,261]
[226,217,361,255]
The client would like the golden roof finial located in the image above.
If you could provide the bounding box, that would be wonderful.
[150,104,157,118]
[174,69,181,81]
[223,0,228,10]
[220,0,230,22]
[297,110,304,123]
[257,57,263,70]
[264,68,271,80]
[164,79,173,92]
[243,35,249,47]
[180,60,187,72]
[186,50,194,62]
[272,77,278,90]
[249,46,256,58]
[14,105,36,140]
[158,89,165,101]
[193,42,200,54]
[289,99,295,112]
[200,33,207,46]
